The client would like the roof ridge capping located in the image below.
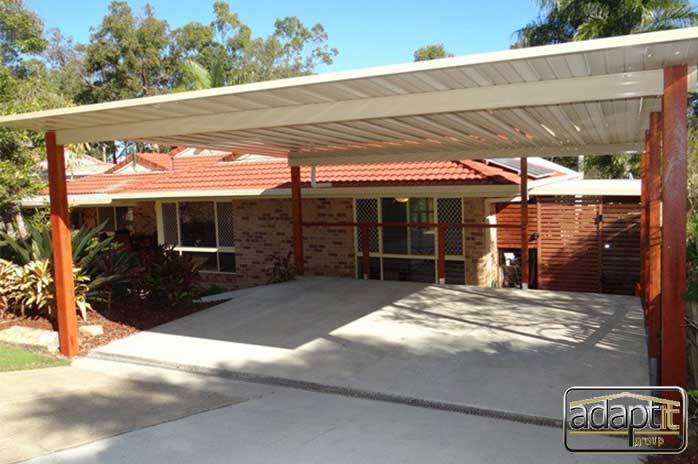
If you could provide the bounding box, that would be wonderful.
[2,27,698,125]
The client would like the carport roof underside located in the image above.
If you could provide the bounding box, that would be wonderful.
[2,28,698,166]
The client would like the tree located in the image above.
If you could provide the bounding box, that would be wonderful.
[413,43,452,61]
[171,2,337,88]
[0,0,68,222]
[583,153,641,178]
[80,1,173,103]
[76,1,337,161]
[44,29,87,101]
[514,0,698,47]
[0,0,46,67]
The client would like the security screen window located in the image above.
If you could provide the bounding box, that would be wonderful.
[97,207,116,231]
[181,251,218,272]
[408,198,434,255]
[179,202,216,247]
[159,201,236,273]
[356,197,465,284]
[381,197,408,254]
[97,206,133,232]
[115,206,132,230]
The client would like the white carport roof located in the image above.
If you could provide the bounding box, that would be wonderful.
[1,28,698,166]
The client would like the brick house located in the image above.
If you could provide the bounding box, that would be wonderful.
[25,147,639,291]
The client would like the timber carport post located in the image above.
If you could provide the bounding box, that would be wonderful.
[659,65,688,388]
[46,132,78,357]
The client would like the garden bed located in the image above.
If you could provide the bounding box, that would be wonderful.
[0,299,217,356]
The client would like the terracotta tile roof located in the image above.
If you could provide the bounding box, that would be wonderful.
[104,152,173,173]
[64,151,525,196]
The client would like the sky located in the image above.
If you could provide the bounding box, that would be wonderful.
[24,0,542,72]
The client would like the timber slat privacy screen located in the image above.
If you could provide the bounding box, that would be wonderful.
[536,197,641,295]
[495,198,640,294]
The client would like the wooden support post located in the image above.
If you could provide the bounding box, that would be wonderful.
[640,132,649,305]
[520,157,529,289]
[648,112,663,366]
[290,166,304,276]
[361,225,370,280]
[437,225,446,284]
[661,65,688,388]
[46,132,78,357]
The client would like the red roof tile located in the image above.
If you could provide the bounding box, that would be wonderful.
[64,151,523,196]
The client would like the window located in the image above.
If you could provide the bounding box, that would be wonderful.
[70,209,85,229]
[98,207,115,231]
[355,197,465,284]
[381,198,408,254]
[179,202,216,247]
[97,206,133,232]
[380,197,434,255]
[408,198,434,255]
[159,201,236,273]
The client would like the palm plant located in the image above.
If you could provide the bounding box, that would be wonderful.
[174,53,228,92]
[0,220,134,300]
[514,0,698,48]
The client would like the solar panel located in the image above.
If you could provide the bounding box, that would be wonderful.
[486,158,557,179]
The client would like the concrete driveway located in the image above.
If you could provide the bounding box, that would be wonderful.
[24,361,639,464]
[91,277,648,420]
[0,366,244,464]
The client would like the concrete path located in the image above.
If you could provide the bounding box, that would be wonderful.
[25,360,639,464]
[0,366,245,464]
[91,277,648,420]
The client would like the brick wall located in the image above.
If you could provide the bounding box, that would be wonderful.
[82,207,98,228]
[302,198,355,278]
[231,198,294,288]
[212,197,356,289]
[119,196,500,290]
[463,198,498,286]
[133,201,157,236]
[70,199,354,291]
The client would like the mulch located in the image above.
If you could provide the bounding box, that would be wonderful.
[0,299,217,356]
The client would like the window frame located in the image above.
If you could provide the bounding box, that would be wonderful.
[157,200,237,274]
[353,196,466,283]
[95,206,133,233]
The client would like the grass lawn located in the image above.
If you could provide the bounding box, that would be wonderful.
[0,343,69,372]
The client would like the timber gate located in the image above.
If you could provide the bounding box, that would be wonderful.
[536,197,641,295]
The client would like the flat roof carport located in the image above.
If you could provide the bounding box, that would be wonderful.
[2,27,698,165]
[0,28,693,392]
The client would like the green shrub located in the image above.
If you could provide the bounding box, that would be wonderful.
[0,220,134,302]
[15,259,53,316]
[0,258,92,320]
[133,245,202,308]
[0,259,21,317]
[0,220,137,319]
